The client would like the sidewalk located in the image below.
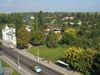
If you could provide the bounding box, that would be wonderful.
[1,55,32,75]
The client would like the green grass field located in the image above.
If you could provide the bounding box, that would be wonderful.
[27,45,66,62]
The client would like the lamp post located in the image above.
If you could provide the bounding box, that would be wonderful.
[17,53,20,69]
[37,46,39,61]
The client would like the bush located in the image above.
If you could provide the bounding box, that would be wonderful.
[65,47,96,75]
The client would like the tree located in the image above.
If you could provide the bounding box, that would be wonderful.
[46,31,57,48]
[31,30,45,46]
[65,47,96,75]
[30,16,38,31]
[38,10,45,30]
[14,13,23,31]
[91,51,100,75]
[60,28,77,45]
[0,24,3,38]
[0,14,8,24]
[16,26,31,49]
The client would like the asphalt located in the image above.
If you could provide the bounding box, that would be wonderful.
[1,45,63,75]
[1,40,80,75]
[0,49,38,75]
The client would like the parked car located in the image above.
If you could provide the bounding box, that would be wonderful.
[56,60,70,70]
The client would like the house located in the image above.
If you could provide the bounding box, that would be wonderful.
[77,21,82,26]
[70,22,74,25]
[62,16,76,20]
[2,25,16,45]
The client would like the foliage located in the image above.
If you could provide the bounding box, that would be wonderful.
[16,26,31,49]
[0,14,8,24]
[65,47,96,75]
[46,31,58,48]
[30,16,38,31]
[11,70,21,75]
[91,51,100,75]
[64,28,77,36]
[2,60,21,75]
[38,10,45,30]
[14,13,23,31]
[0,12,100,75]
[55,31,62,40]
[0,24,2,37]
[31,30,45,46]
[60,28,77,45]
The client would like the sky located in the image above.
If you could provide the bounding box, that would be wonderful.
[0,0,100,13]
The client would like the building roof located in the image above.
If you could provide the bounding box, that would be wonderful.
[4,25,9,30]
[6,30,15,36]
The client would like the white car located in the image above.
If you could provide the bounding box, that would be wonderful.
[33,66,42,73]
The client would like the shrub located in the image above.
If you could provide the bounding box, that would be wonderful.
[65,47,96,75]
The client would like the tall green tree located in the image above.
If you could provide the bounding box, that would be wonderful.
[0,14,8,24]
[14,13,23,31]
[16,26,31,49]
[38,10,45,30]
[30,16,38,32]
[46,31,57,48]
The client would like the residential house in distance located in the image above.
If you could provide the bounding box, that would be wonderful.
[2,25,16,45]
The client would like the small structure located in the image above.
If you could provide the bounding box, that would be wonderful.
[70,22,74,25]
[2,25,16,45]
[77,21,82,26]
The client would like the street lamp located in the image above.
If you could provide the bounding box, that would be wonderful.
[37,46,39,61]
[17,53,20,69]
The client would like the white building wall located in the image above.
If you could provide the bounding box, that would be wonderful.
[2,26,16,45]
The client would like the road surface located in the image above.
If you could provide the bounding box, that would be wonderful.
[1,45,63,75]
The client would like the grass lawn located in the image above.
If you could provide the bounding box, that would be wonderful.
[1,60,21,75]
[27,45,66,62]
[2,59,10,67]
[11,70,21,75]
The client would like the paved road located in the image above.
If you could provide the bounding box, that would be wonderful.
[0,48,38,75]
[1,45,63,75]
